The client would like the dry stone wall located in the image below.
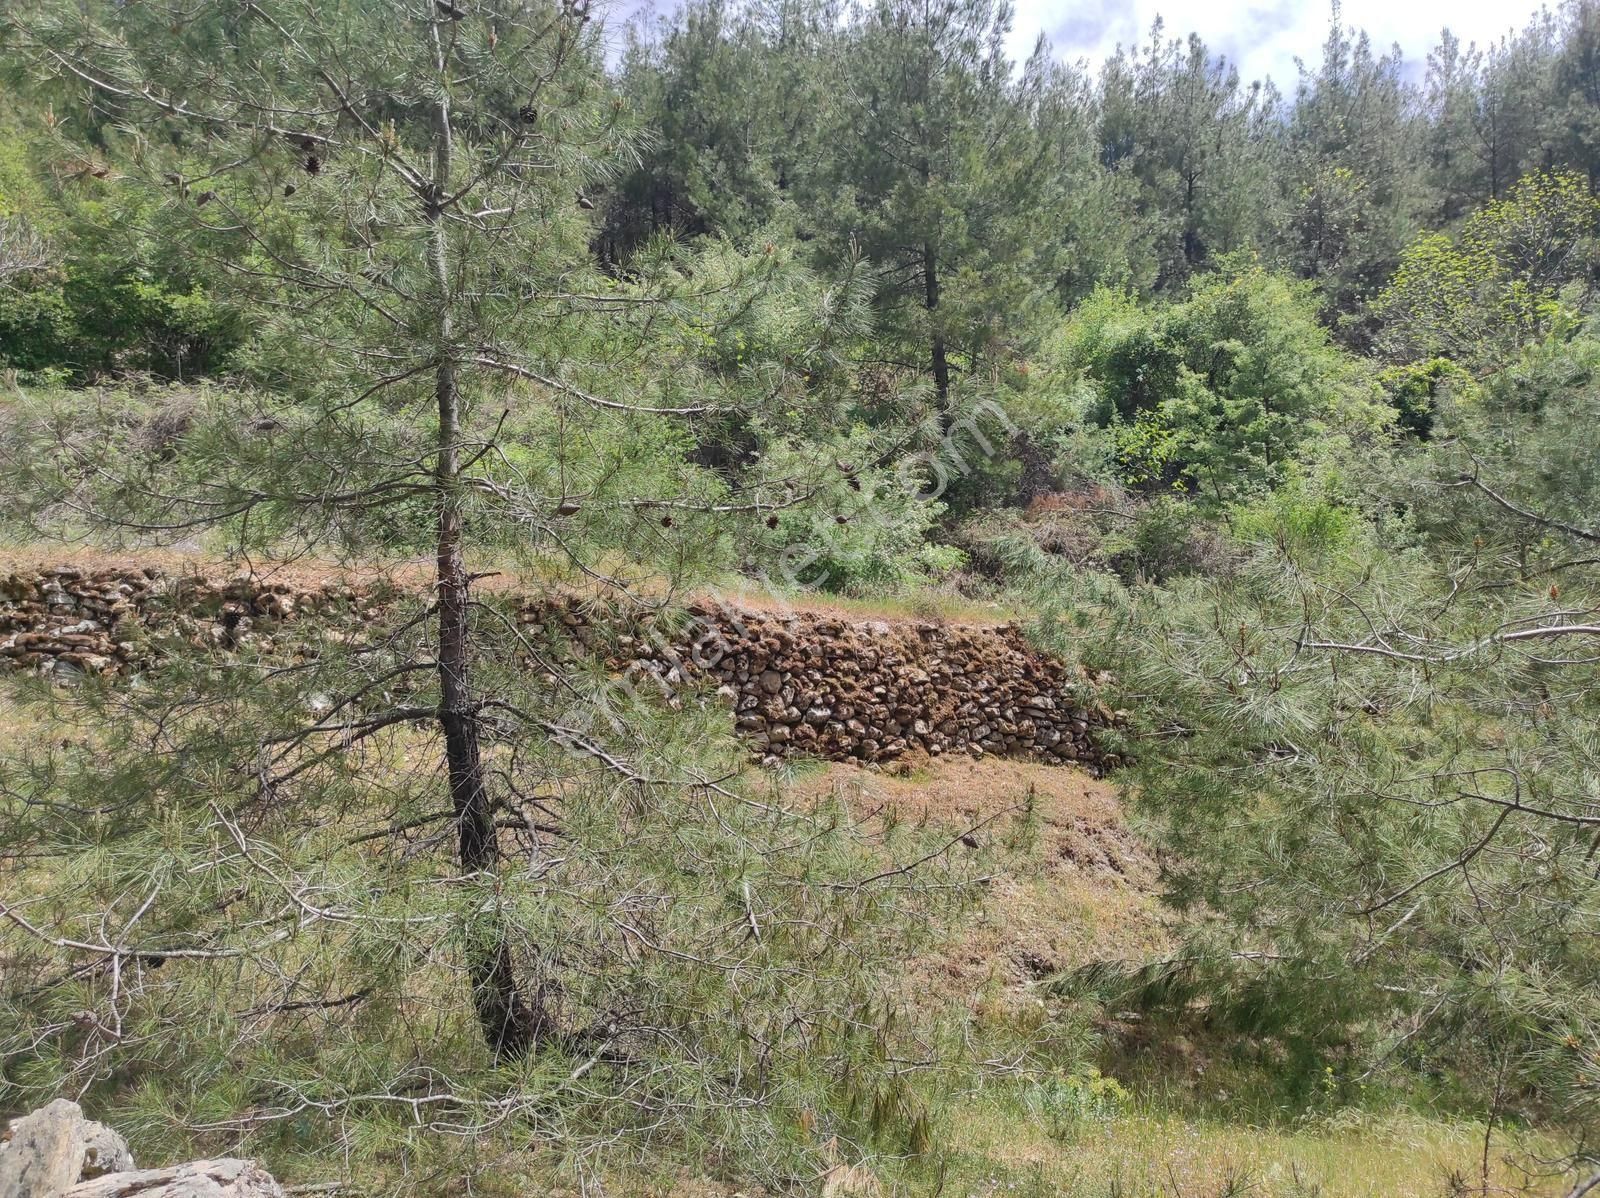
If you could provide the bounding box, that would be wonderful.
[0,565,392,674]
[529,599,1120,770]
[0,564,1120,771]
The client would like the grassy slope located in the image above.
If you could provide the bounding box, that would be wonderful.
[0,614,1571,1196]
[768,761,1564,1198]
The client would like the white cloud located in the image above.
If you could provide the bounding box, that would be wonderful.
[1007,0,1551,87]
[601,0,1553,86]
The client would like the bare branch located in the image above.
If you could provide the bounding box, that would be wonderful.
[1447,470,1600,545]
[468,355,720,416]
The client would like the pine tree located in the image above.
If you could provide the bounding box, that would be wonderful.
[807,0,1060,423]
[1282,14,1421,333]
[2,0,887,1069]
[1552,0,1600,191]
[1095,23,1280,291]
[1423,23,1557,221]
[599,0,840,257]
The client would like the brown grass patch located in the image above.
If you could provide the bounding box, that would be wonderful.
[0,543,1020,628]
[789,757,1173,1008]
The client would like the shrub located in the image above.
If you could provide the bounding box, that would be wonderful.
[1374,358,1474,438]
[1023,1067,1130,1138]
[1054,263,1381,504]
[1371,170,1600,368]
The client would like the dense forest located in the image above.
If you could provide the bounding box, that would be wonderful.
[2,0,1600,1194]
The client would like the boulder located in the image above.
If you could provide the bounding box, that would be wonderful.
[67,1158,285,1198]
[0,1099,86,1198]
[0,1102,281,1198]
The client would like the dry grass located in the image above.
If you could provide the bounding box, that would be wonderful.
[777,757,1575,1197]
[556,1108,1569,1198]
[0,540,442,592]
[789,757,1173,1010]
[0,542,1023,628]
[0,663,1580,1197]
[699,579,1022,627]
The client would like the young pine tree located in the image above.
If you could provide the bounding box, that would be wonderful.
[1,2,925,1162]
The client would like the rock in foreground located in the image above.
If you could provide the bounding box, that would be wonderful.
[0,1101,282,1198]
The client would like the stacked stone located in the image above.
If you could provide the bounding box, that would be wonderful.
[0,566,380,675]
[1,568,1120,770]
[0,566,155,675]
[571,600,1121,771]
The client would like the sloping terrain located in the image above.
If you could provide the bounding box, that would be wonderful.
[553,756,1556,1197]
[792,758,1168,999]
[0,550,1569,1196]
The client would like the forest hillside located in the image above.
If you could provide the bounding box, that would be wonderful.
[2,0,1600,1194]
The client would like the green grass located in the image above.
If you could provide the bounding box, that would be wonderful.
[903,1091,1569,1198]
[558,1092,1570,1197]
[0,656,1583,1198]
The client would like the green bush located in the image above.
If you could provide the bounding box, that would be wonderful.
[1054,263,1383,504]
[1022,1067,1131,1139]
[1374,358,1474,438]
[0,266,241,382]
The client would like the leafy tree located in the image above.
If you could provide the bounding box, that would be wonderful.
[0,269,242,381]
[1056,263,1380,503]
[1372,169,1600,366]
[1374,356,1473,439]
[0,112,242,381]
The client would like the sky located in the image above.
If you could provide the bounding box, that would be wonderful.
[609,0,1556,87]
[1009,0,1550,87]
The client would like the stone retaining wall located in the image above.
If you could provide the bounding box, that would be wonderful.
[0,565,1120,770]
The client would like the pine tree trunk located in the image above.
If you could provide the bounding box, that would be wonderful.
[434,456,534,1060]
[924,239,950,425]
[435,357,533,1061]
[427,38,534,1061]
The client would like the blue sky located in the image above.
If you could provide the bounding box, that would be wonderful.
[609,0,1555,88]
[1014,0,1552,87]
